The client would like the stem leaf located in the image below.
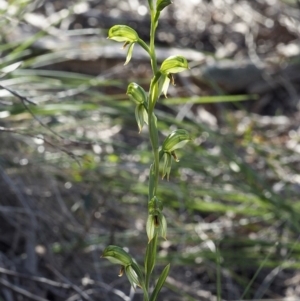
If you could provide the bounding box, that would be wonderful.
[150,264,171,301]
[145,234,158,280]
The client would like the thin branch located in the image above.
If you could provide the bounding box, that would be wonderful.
[0,126,81,164]
[0,84,37,105]
[0,267,70,289]
[0,126,26,133]
[0,84,67,140]
[96,281,131,301]
[0,84,97,165]
[46,265,94,301]
[0,84,94,148]
[0,278,49,301]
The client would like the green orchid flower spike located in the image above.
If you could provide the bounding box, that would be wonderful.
[105,2,190,300]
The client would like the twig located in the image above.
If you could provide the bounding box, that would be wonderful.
[0,257,14,301]
[0,100,12,106]
[0,165,37,273]
[0,278,49,301]
[0,126,26,133]
[93,279,131,301]
[0,84,67,140]
[0,267,70,289]
[0,84,95,148]
[0,84,37,105]
[0,85,93,165]
[50,178,82,228]
[66,289,100,301]
[46,264,94,301]
[0,126,81,164]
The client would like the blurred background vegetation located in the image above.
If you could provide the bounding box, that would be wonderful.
[1,0,300,300]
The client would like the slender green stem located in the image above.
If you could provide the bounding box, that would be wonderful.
[216,246,221,301]
[144,5,160,298]
[149,13,158,74]
[138,38,151,56]
[147,6,160,200]
[148,112,159,199]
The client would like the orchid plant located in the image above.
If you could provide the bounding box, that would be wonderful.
[102,1,190,300]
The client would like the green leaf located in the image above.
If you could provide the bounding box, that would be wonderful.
[145,234,158,276]
[162,94,257,105]
[156,0,172,12]
[150,264,171,301]
[148,0,154,10]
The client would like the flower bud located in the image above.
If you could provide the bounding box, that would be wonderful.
[127,83,147,105]
[162,129,191,152]
[160,55,189,75]
[156,0,172,12]
[108,25,139,43]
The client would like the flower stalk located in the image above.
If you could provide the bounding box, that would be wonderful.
[103,2,190,300]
